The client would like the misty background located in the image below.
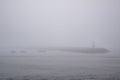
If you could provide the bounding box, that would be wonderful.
[0,0,120,51]
[1,0,120,79]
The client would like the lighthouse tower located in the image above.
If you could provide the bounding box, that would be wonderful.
[92,41,95,48]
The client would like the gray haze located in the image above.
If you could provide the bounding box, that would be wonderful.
[1,1,120,79]
[0,0,120,51]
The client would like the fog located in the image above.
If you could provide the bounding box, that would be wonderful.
[0,0,120,50]
[0,0,120,79]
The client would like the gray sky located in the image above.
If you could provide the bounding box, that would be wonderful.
[0,0,120,50]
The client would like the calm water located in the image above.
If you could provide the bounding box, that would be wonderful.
[0,49,120,77]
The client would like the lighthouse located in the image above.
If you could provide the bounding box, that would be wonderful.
[92,41,95,48]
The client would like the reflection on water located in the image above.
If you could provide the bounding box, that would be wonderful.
[0,49,120,79]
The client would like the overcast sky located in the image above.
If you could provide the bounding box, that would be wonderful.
[0,0,120,50]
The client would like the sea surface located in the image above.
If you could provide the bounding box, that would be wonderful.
[0,48,120,79]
